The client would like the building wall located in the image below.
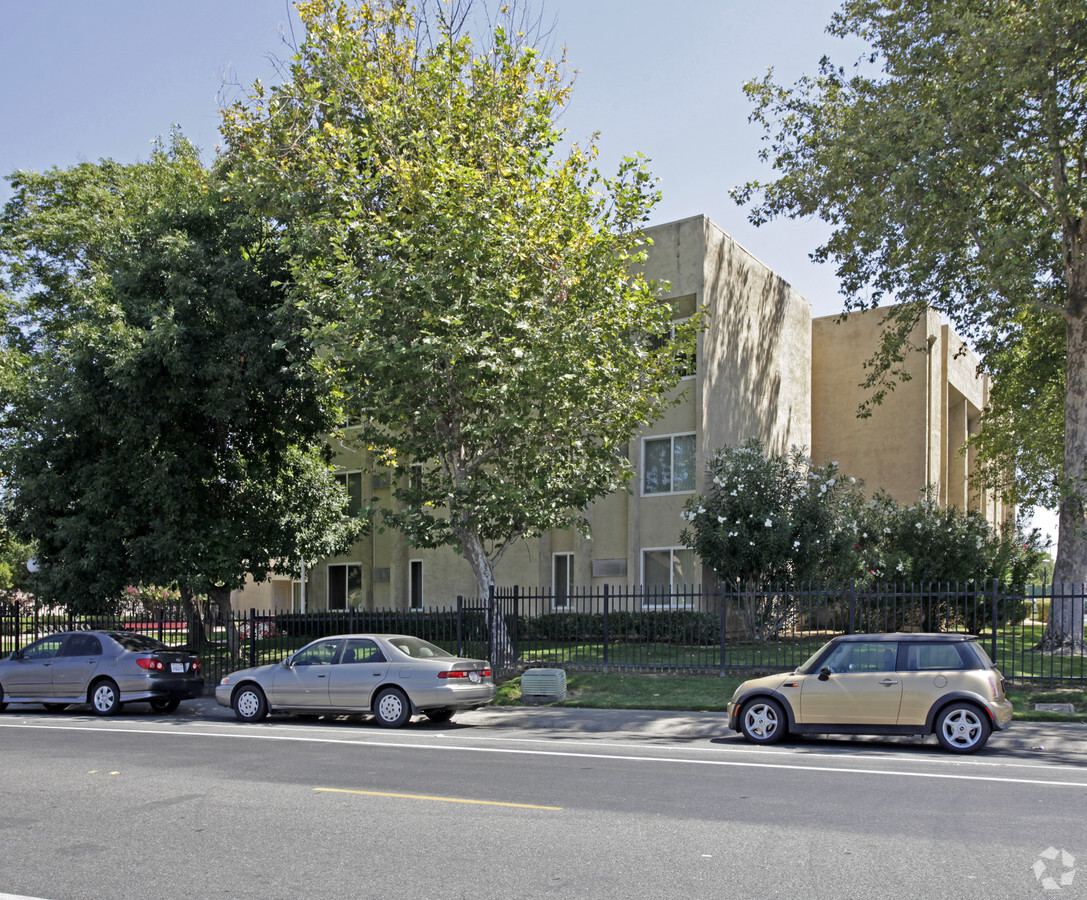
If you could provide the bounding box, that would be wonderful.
[230,215,998,613]
[811,307,1006,524]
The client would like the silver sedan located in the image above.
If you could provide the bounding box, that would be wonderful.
[0,630,204,715]
[215,634,495,727]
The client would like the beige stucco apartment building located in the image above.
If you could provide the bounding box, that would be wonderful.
[231,215,1005,613]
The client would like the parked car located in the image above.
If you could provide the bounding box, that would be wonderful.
[216,633,495,727]
[727,633,1013,753]
[0,630,203,715]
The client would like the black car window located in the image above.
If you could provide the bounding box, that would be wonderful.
[60,633,103,657]
[21,636,64,660]
[823,641,898,673]
[338,638,385,664]
[906,642,969,671]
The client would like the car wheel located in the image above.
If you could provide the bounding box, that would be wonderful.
[149,698,181,714]
[373,687,411,728]
[739,697,787,745]
[89,679,123,716]
[43,703,69,712]
[232,684,268,723]
[424,708,455,724]
[935,703,991,753]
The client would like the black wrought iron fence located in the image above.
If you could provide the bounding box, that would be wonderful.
[1,582,1084,690]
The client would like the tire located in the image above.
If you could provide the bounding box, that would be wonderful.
[232,684,268,723]
[43,703,69,712]
[149,698,181,714]
[935,703,991,753]
[89,679,123,716]
[739,697,788,745]
[424,708,455,724]
[373,687,411,728]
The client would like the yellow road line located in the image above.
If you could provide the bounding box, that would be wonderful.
[313,787,561,810]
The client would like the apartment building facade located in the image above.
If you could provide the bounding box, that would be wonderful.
[231,215,1002,613]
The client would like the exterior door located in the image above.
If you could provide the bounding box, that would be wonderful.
[270,638,341,707]
[327,638,389,709]
[798,641,902,725]
[7,635,66,699]
[50,632,104,699]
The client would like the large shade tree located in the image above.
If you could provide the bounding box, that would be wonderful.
[734,0,1087,650]
[220,0,696,661]
[0,134,360,623]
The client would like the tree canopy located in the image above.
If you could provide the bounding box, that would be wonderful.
[735,0,1087,648]
[220,0,697,634]
[0,134,360,613]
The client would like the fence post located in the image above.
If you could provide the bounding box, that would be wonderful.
[512,587,519,669]
[248,608,257,668]
[14,600,22,654]
[848,580,856,635]
[719,583,727,678]
[602,584,610,674]
[456,596,463,657]
[990,580,999,663]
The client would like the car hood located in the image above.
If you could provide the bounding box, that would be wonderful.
[221,662,282,683]
[736,673,796,694]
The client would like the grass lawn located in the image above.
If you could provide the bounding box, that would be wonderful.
[494,671,1087,722]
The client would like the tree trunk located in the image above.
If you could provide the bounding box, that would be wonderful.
[209,583,244,661]
[1040,239,1087,652]
[179,586,206,649]
[454,525,515,670]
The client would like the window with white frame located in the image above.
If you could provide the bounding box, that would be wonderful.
[409,559,424,610]
[328,563,362,610]
[642,547,697,604]
[334,471,364,518]
[643,433,696,495]
[552,552,573,608]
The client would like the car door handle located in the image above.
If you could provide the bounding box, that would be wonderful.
[879,678,899,686]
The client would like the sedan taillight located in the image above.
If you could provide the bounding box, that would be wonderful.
[191,659,201,672]
[438,669,491,679]
[136,658,164,671]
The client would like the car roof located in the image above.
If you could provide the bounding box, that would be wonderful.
[831,633,977,643]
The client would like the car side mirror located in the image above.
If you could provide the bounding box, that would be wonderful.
[819,666,832,681]
[281,657,292,668]
[9,649,23,660]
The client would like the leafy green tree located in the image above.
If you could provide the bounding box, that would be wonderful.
[0,134,360,628]
[220,0,695,661]
[680,439,867,639]
[735,0,1087,650]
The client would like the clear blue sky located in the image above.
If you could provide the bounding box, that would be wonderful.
[1,0,856,315]
[0,0,1056,541]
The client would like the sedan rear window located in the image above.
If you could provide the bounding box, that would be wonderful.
[107,632,171,652]
[390,637,454,659]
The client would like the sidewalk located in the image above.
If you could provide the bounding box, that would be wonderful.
[183,697,1087,760]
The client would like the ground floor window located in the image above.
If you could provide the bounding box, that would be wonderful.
[328,563,362,610]
[553,552,573,608]
[642,547,696,605]
[409,560,423,610]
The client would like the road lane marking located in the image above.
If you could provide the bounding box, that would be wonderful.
[3,719,1086,789]
[314,787,561,810]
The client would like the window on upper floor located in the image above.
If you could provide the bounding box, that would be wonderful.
[643,433,696,495]
[334,471,364,518]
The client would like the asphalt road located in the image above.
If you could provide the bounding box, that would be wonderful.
[1,702,1084,900]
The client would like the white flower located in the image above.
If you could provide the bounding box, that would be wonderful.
[764,519,773,527]
[826,478,835,487]
[793,541,801,549]
[698,507,706,514]
[718,516,726,524]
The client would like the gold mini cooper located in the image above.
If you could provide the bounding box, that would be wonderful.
[727,633,1013,753]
